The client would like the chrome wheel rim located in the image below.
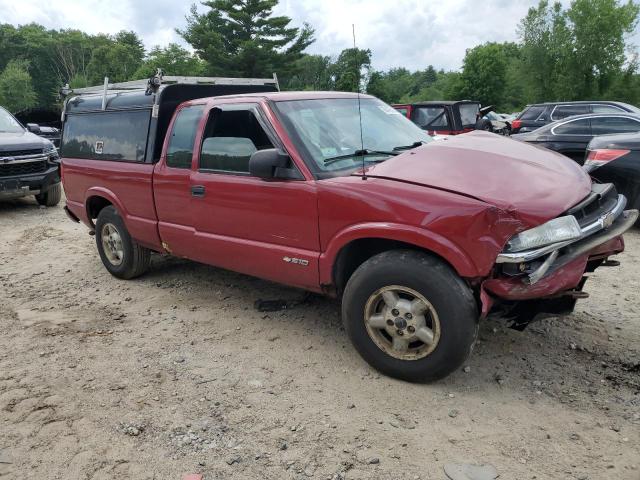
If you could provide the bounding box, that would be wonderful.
[101,223,124,266]
[364,285,441,360]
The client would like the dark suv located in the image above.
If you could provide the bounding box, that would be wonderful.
[0,106,62,206]
[511,101,640,134]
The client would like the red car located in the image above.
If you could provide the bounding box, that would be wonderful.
[60,77,638,382]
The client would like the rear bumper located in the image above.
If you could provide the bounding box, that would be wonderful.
[0,165,60,200]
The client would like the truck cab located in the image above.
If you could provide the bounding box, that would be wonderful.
[60,77,637,383]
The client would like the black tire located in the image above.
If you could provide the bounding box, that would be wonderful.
[342,250,478,382]
[35,183,62,207]
[95,205,150,279]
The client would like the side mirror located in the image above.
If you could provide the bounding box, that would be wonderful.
[26,123,41,134]
[249,149,302,180]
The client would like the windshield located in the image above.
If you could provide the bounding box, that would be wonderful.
[0,108,24,133]
[273,97,432,174]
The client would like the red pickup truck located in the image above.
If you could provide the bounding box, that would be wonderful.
[60,76,638,382]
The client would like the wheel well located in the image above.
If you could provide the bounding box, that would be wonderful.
[332,238,454,296]
[86,196,112,223]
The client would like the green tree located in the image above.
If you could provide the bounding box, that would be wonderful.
[519,0,639,101]
[567,0,639,97]
[134,44,206,78]
[179,0,314,78]
[283,54,334,90]
[0,60,37,112]
[453,42,519,109]
[331,47,371,92]
[86,31,145,83]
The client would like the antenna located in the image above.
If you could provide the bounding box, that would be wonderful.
[353,24,366,180]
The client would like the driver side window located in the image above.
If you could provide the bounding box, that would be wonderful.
[199,107,274,174]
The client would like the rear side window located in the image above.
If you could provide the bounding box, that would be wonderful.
[519,106,545,121]
[591,116,640,135]
[458,104,480,127]
[166,105,205,169]
[551,105,589,120]
[61,110,150,162]
[412,107,449,128]
[591,104,624,114]
[199,107,273,174]
[553,118,591,135]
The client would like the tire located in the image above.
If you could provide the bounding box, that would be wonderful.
[95,205,150,279]
[35,183,62,207]
[342,250,478,382]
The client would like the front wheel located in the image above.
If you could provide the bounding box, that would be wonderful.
[95,205,150,279]
[35,183,62,207]
[342,250,478,382]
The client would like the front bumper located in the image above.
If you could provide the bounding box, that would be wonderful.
[0,165,60,200]
[479,185,637,326]
[495,190,635,284]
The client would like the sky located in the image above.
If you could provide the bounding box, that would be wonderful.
[0,0,638,72]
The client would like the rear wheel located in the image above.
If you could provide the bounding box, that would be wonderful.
[95,206,150,279]
[342,250,478,382]
[35,183,62,207]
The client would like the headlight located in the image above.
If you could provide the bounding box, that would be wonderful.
[506,215,582,252]
[44,144,59,161]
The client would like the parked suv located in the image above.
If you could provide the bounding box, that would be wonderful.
[511,101,640,134]
[60,77,637,382]
[0,106,62,206]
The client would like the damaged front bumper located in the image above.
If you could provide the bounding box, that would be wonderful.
[480,184,638,327]
[495,191,636,285]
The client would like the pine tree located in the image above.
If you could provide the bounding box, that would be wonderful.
[179,0,314,78]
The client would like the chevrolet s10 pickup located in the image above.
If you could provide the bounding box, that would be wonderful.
[60,75,638,382]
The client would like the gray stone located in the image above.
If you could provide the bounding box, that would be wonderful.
[444,463,498,480]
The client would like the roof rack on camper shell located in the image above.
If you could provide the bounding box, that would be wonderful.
[59,72,280,164]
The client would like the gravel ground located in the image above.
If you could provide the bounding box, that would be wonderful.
[0,197,638,480]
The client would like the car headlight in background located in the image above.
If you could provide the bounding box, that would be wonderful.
[505,215,582,252]
[44,143,60,162]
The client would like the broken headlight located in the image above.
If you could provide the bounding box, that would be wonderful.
[505,215,582,252]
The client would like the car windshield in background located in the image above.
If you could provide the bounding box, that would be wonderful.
[0,108,24,133]
[459,103,480,127]
[274,98,432,173]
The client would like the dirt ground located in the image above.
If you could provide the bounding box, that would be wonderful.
[0,196,638,480]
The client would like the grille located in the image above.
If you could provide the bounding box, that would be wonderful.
[567,183,619,228]
[0,160,48,177]
[0,148,44,158]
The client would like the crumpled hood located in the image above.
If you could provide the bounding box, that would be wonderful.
[361,131,592,225]
[0,131,50,152]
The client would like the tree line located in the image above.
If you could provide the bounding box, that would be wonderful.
[0,0,638,114]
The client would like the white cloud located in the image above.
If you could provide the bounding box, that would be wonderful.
[0,0,637,72]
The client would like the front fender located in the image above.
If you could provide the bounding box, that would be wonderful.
[318,222,480,285]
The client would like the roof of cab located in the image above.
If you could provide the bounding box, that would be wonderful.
[209,91,372,102]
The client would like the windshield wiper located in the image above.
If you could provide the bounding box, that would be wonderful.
[323,149,399,166]
[393,141,426,151]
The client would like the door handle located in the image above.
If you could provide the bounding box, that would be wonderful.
[191,185,206,197]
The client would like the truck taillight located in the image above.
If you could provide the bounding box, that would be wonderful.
[511,119,522,130]
[584,149,630,173]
